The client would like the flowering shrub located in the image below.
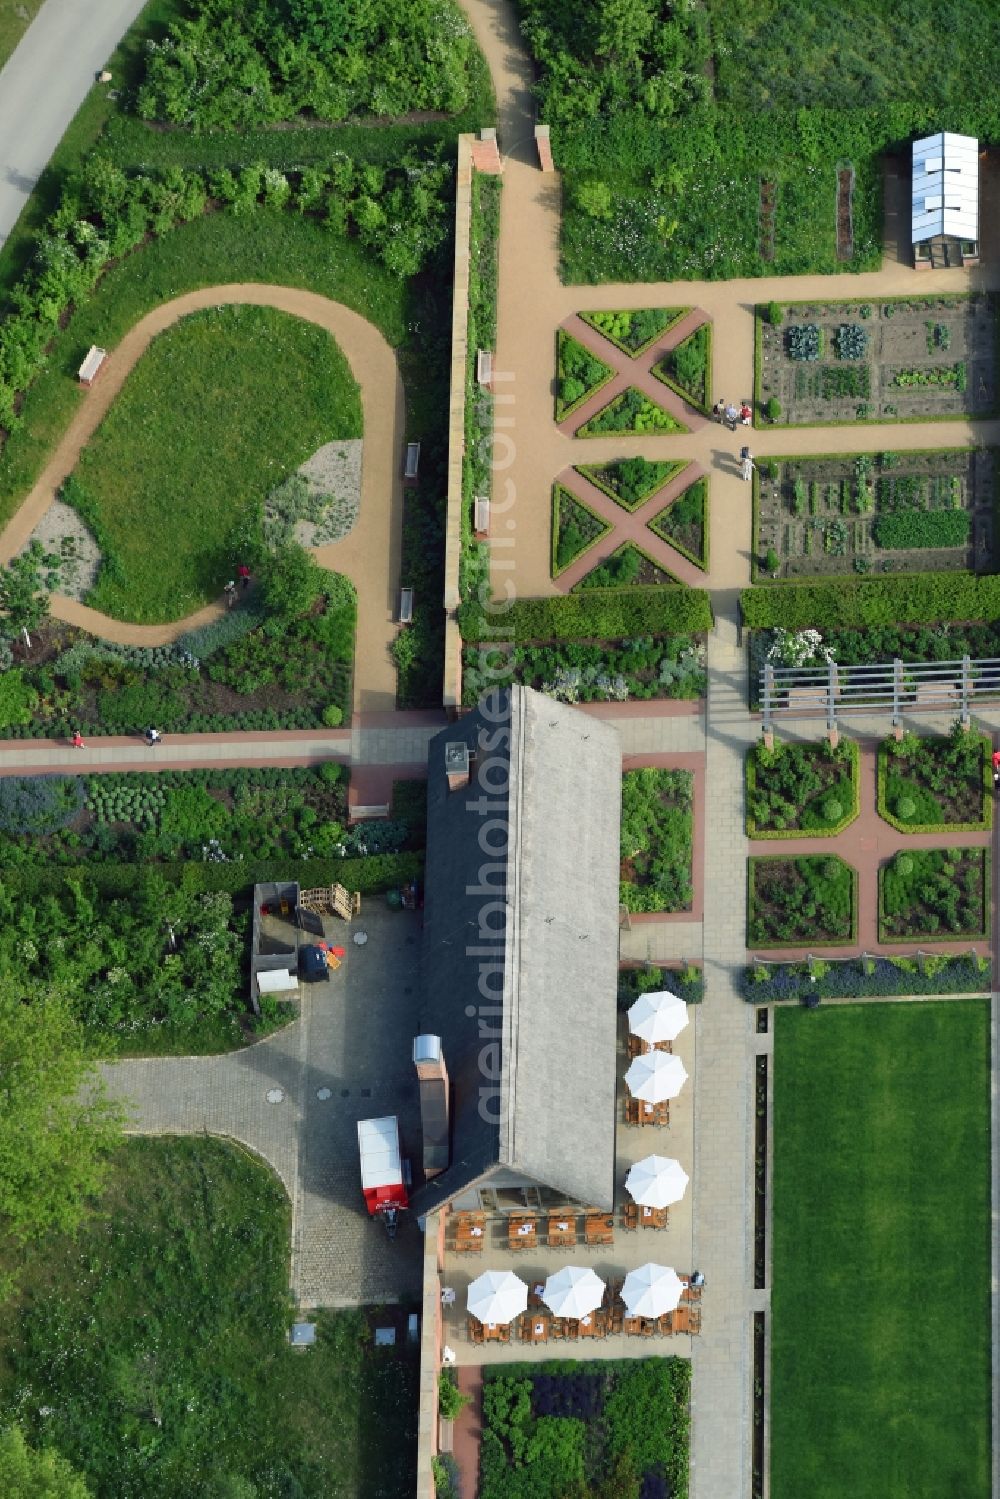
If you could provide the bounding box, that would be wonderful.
[742,953,990,1002]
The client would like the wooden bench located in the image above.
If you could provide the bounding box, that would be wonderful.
[404,442,420,482]
[398,587,413,625]
[473,495,490,538]
[78,346,108,388]
[477,349,493,389]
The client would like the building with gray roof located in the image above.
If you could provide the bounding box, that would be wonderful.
[409,686,621,1217]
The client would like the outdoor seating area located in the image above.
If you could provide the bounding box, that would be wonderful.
[451,1211,487,1253]
[625,1097,671,1126]
[460,1264,703,1348]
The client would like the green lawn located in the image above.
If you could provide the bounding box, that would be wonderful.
[771,1001,991,1499]
[0,1137,418,1497]
[68,303,361,622]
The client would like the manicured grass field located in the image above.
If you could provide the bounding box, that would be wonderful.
[0,1137,418,1497]
[772,1001,990,1499]
[70,303,362,623]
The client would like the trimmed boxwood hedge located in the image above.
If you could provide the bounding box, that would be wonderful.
[746,739,860,839]
[877,732,992,834]
[741,574,1000,631]
[458,588,713,643]
[741,952,991,1003]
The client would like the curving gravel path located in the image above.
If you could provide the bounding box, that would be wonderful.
[0,284,406,710]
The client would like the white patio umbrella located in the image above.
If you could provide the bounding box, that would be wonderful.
[625,1050,689,1102]
[625,1154,690,1209]
[542,1265,606,1319]
[627,989,689,1045]
[621,1263,685,1318]
[466,1270,528,1325]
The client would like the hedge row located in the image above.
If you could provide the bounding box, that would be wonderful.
[741,574,1000,631]
[458,587,713,643]
[0,853,424,902]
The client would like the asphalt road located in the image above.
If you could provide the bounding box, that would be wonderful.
[0,0,148,248]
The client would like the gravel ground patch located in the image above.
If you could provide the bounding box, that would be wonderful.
[25,498,101,601]
[264,439,363,548]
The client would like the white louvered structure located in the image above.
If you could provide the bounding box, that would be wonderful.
[911,132,979,245]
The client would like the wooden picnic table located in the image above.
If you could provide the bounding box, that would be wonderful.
[481,1321,511,1343]
[641,1205,669,1230]
[520,1312,549,1343]
[546,1215,577,1247]
[627,1035,673,1057]
[584,1213,615,1246]
[508,1214,537,1250]
[454,1211,487,1252]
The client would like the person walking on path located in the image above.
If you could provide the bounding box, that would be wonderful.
[724,402,739,431]
[740,446,754,483]
[144,727,161,746]
[224,580,237,610]
[713,399,726,424]
[740,402,752,426]
[238,563,251,591]
[71,730,86,749]
[992,748,1000,786]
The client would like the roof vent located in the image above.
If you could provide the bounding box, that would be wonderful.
[413,1034,443,1071]
[444,741,470,791]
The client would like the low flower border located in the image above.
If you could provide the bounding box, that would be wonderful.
[875,733,992,833]
[554,327,616,422]
[579,305,691,359]
[576,387,689,439]
[747,854,859,949]
[550,482,611,579]
[745,738,860,838]
[650,323,714,415]
[575,459,688,513]
[647,475,711,573]
[877,846,990,943]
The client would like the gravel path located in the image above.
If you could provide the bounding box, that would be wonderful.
[24,497,101,601]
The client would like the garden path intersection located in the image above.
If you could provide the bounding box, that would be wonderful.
[0,0,998,1495]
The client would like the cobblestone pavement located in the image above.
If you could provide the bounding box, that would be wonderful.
[101,908,424,1308]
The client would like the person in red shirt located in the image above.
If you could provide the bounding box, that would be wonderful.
[993,749,1000,785]
[71,730,85,749]
[238,563,251,590]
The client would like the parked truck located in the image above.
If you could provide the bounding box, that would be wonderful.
[357,1115,409,1239]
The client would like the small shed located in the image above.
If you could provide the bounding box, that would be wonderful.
[911,132,979,267]
[78,346,108,388]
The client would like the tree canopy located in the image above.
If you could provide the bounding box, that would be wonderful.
[0,1427,92,1499]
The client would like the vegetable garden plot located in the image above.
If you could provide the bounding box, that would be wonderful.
[756,295,998,425]
[754,448,995,581]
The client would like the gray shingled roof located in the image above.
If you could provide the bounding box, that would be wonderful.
[411,686,620,1215]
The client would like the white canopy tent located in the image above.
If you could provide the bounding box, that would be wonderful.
[624,1050,689,1103]
[627,989,689,1045]
[466,1270,528,1325]
[625,1154,690,1209]
[542,1266,606,1319]
[912,132,978,244]
[621,1263,685,1318]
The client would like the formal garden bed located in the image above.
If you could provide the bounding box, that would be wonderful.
[752,447,994,581]
[755,295,998,426]
[0,768,424,869]
[461,633,706,706]
[459,170,501,606]
[878,729,991,832]
[579,306,690,357]
[879,846,989,941]
[555,329,615,421]
[772,1001,990,1498]
[0,1137,419,1497]
[576,542,679,590]
[652,322,712,412]
[748,855,857,947]
[551,483,610,576]
[742,951,991,1003]
[619,961,704,1008]
[577,457,686,512]
[577,388,687,437]
[479,1359,690,1499]
[0,549,355,736]
[64,305,362,625]
[620,768,693,914]
[746,738,859,837]
[647,476,709,569]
